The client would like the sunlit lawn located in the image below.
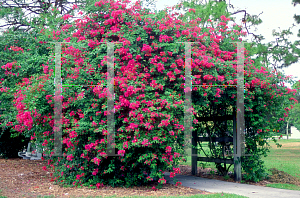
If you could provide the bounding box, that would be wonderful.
[177,139,300,191]
[264,139,300,180]
[265,183,300,191]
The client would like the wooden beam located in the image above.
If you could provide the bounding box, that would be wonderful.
[192,130,198,175]
[233,111,242,182]
[197,157,234,164]
[197,137,233,143]
[196,115,234,122]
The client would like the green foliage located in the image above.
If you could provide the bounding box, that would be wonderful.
[290,81,300,130]
[178,0,300,181]
[293,0,300,36]
[179,0,300,69]
[0,0,299,188]
[0,0,91,33]
[176,0,229,27]
[242,153,268,182]
[0,29,53,139]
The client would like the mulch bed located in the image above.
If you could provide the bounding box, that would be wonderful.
[1,157,299,198]
[0,158,211,198]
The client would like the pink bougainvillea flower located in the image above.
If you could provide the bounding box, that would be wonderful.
[165,146,172,153]
[66,154,74,161]
[5,0,299,188]
[62,14,73,21]
[72,4,78,9]
[118,150,126,156]
[188,8,196,13]
[158,178,166,184]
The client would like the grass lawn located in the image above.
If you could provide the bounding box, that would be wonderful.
[265,183,300,191]
[178,139,300,191]
[264,139,300,180]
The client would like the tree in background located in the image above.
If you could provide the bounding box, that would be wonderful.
[291,0,300,131]
[176,0,300,71]
[292,0,300,37]
[0,0,95,33]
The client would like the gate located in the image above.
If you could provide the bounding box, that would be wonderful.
[192,111,244,181]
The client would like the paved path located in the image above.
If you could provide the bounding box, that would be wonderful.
[164,172,300,198]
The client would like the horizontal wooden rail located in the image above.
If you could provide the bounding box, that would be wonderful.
[192,112,243,182]
[198,137,233,143]
[197,157,234,164]
[196,115,234,122]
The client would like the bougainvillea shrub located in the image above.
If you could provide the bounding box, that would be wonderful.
[1,0,299,187]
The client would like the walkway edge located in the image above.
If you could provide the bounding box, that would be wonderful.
[164,172,300,198]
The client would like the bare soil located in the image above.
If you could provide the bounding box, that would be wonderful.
[270,142,300,149]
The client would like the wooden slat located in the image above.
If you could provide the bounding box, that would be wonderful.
[197,157,234,164]
[196,115,234,122]
[192,130,198,176]
[197,137,233,143]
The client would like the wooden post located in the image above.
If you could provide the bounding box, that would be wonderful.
[286,118,289,140]
[233,111,242,181]
[192,130,198,175]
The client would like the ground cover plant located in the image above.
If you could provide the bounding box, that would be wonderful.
[0,0,299,191]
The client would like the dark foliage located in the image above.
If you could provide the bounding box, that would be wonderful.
[0,126,30,158]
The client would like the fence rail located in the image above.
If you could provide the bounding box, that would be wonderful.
[192,112,240,180]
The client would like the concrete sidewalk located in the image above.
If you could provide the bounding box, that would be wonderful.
[164,172,300,198]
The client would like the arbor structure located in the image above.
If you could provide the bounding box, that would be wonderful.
[0,0,299,187]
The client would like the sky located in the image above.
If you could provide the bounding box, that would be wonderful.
[1,0,300,88]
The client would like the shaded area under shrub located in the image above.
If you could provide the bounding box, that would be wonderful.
[0,126,30,158]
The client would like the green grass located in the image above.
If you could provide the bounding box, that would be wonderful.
[179,139,300,179]
[266,183,300,191]
[178,139,300,191]
[0,189,7,198]
[70,194,248,198]
[178,144,234,173]
[264,139,300,180]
